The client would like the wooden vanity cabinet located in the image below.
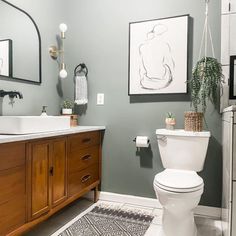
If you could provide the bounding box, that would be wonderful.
[0,130,102,236]
[27,137,67,220]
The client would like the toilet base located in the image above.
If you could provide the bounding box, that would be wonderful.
[161,208,197,236]
[153,170,204,236]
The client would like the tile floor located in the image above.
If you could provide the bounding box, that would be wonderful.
[24,198,222,236]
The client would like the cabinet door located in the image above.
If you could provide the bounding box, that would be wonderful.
[28,141,51,220]
[232,182,236,236]
[0,142,26,234]
[222,0,230,14]
[0,167,26,235]
[222,114,233,236]
[51,138,67,207]
[221,14,230,65]
[230,0,236,13]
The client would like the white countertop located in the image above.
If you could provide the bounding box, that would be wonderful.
[0,126,106,144]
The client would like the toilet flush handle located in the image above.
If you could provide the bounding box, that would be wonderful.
[157,135,167,142]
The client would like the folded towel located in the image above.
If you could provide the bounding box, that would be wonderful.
[74,75,88,105]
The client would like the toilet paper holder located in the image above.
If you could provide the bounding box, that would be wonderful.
[133,137,150,150]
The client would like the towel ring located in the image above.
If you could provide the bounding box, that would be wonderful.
[74,63,88,77]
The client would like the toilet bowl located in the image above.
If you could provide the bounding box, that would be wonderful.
[153,169,204,236]
[154,129,210,236]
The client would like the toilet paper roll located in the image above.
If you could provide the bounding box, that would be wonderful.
[135,136,149,148]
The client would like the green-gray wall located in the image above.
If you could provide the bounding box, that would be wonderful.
[64,0,222,207]
[0,0,222,207]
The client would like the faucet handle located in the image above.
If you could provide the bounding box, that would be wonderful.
[42,106,48,114]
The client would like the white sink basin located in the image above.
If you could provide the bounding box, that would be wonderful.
[0,116,71,134]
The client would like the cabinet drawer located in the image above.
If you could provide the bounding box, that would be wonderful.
[69,145,99,173]
[69,164,99,197]
[0,194,26,235]
[0,166,25,205]
[0,142,25,171]
[68,131,100,151]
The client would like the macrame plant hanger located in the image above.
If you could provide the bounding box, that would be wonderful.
[198,0,216,64]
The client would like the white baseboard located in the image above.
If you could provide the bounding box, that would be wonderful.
[97,191,163,208]
[194,205,221,219]
[84,191,221,219]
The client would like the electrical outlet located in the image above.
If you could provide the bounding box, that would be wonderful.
[97,93,104,105]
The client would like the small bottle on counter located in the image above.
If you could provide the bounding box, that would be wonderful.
[61,114,79,127]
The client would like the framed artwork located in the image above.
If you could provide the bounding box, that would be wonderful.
[0,39,12,77]
[128,15,189,95]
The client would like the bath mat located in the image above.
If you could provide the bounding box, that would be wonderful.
[55,204,154,236]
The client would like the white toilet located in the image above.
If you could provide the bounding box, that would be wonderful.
[153,129,210,236]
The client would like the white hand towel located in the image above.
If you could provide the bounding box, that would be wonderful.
[75,75,88,105]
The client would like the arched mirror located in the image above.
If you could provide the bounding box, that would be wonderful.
[0,0,42,84]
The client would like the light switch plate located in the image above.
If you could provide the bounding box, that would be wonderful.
[97,93,104,105]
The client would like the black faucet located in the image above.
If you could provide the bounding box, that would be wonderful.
[0,90,23,99]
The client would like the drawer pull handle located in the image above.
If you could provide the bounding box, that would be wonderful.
[81,155,92,161]
[49,167,54,176]
[82,138,91,143]
[81,174,91,183]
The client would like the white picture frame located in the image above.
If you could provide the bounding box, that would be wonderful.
[0,39,12,77]
[128,15,189,95]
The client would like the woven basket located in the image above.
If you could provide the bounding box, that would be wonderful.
[184,112,203,132]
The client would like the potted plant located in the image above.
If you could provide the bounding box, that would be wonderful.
[185,1,225,132]
[186,57,224,131]
[62,99,74,115]
[165,112,176,130]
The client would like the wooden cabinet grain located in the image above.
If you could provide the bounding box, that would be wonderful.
[51,139,67,208]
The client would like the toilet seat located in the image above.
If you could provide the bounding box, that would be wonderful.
[154,169,203,193]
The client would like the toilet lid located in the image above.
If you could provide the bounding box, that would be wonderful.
[154,169,203,193]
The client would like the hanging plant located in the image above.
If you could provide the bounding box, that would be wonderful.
[185,0,224,132]
[188,57,224,114]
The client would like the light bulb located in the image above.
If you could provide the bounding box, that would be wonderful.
[59,23,67,33]
[59,69,67,79]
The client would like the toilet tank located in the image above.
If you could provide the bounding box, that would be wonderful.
[156,129,211,172]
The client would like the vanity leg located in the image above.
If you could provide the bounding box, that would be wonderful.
[94,186,99,203]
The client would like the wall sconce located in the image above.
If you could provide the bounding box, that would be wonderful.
[49,23,68,79]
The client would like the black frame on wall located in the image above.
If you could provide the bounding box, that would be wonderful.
[0,0,42,85]
[128,14,190,96]
[230,55,236,99]
[0,39,12,77]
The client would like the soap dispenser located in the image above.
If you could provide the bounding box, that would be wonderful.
[41,106,48,116]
